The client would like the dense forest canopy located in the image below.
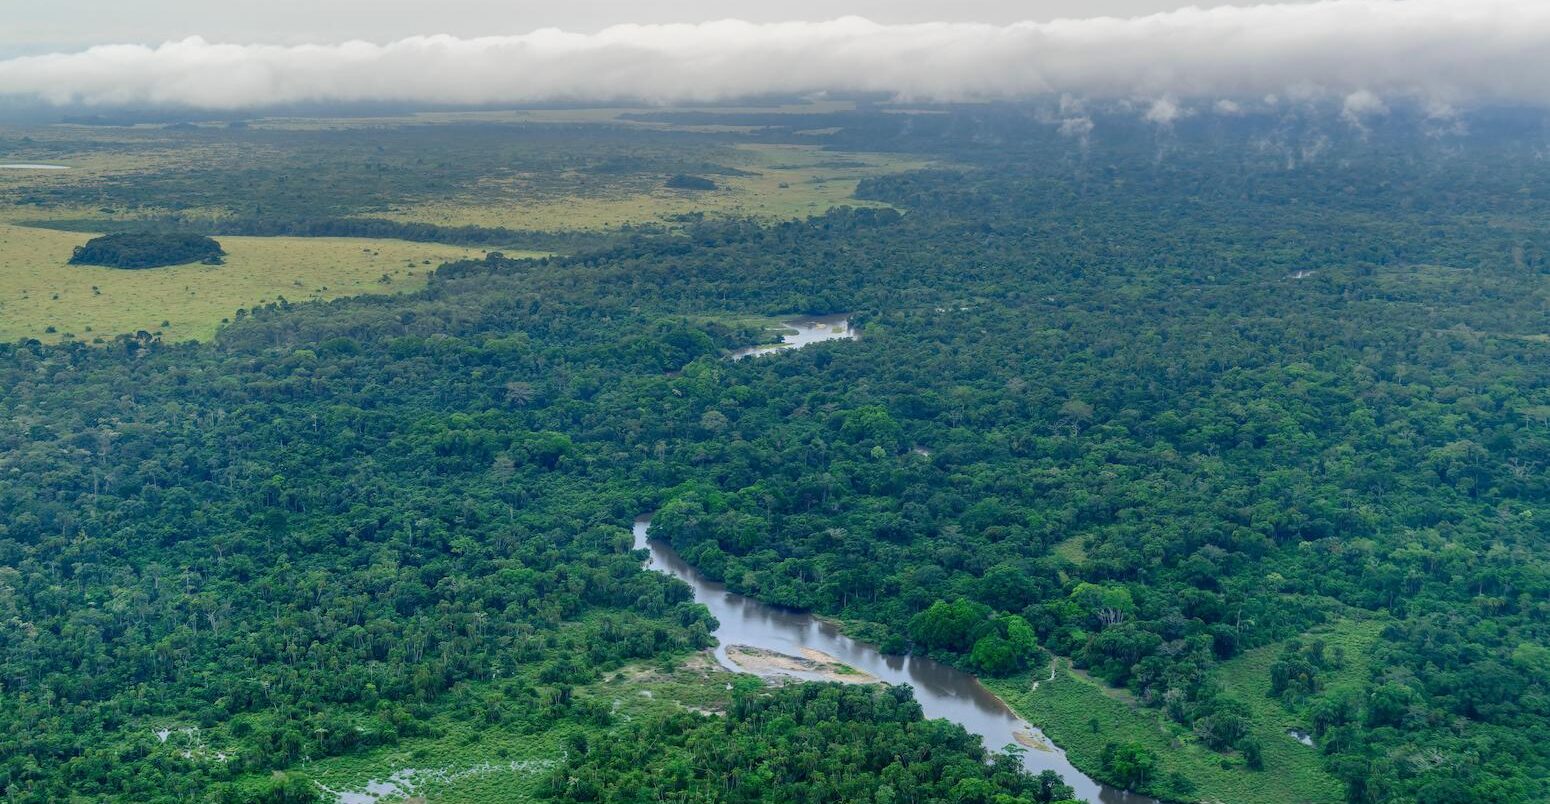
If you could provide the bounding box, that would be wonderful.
[0,104,1545,802]
[546,681,1078,803]
[69,232,225,268]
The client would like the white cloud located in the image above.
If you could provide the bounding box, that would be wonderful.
[1340,89,1388,127]
[1,2,1549,110]
[1058,116,1095,139]
[1144,98,1184,126]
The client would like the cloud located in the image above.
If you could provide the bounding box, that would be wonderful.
[1058,116,1095,139]
[1,2,1549,110]
[1144,98,1184,126]
[1340,89,1388,128]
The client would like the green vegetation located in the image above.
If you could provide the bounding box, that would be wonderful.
[0,124,925,235]
[665,174,718,191]
[0,103,1545,804]
[0,223,487,341]
[0,116,925,343]
[69,232,225,269]
[547,682,1077,802]
[247,653,732,804]
[990,619,1384,802]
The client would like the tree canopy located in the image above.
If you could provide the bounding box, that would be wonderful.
[69,232,225,269]
[0,105,1546,802]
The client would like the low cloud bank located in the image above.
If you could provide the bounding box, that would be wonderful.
[1,2,1547,110]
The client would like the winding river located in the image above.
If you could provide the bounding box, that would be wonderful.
[644,313,1144,802]
[634,517,1146,804]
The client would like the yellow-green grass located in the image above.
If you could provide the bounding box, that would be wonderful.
[295,728,565,804]
[988,617,1384,804]
[0,223,526,342]
[1051,535,1090,566]
[1,124,932,235]
[373,144,931,230]
[0,133,251,188]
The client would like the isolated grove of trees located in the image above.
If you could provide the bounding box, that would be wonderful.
[69,232,225,269]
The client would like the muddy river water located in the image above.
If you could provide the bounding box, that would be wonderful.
[727,313,856,359]
[634,313,1146,802]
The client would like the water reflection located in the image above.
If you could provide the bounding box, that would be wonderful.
[727,313,856,360]
[634,517,1150,804]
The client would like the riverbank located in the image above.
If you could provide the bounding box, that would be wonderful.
[986,619,1382,804]
[632,515,1128,803]
[725,645,880,683]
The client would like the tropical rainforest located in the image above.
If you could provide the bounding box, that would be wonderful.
[0,101,1545,803]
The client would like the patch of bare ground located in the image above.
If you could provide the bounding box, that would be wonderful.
[1012,730,1054,752]
[725,645,879,683]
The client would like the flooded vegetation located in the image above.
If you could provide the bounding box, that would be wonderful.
[317,761,556,804]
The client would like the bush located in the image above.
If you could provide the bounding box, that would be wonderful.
[1100,741,1158,791]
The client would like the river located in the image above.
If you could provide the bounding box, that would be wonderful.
[727,313,856,359]
[633,517,1147,804]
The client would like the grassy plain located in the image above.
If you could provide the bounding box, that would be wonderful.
[1,114,931,343]
[373,144,929,230]
[988,617,1384,804]
[0,223,511,342]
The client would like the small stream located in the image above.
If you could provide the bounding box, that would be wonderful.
[634,517,1147,804]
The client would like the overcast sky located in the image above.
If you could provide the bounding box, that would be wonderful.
[1,1,1545,113]
[1,2,1300,52]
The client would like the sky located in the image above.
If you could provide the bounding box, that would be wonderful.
[0,1,1546,112]
[0,2,1294,52]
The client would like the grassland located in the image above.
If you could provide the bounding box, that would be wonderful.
[299,727,564,804]
[372,144,929,231]
[1051,535,1090,566]
[988,617,1385,804]
[0,141,923,343]
[0,116,931,344]
[3,113,931,234]
[0,222,511,342]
